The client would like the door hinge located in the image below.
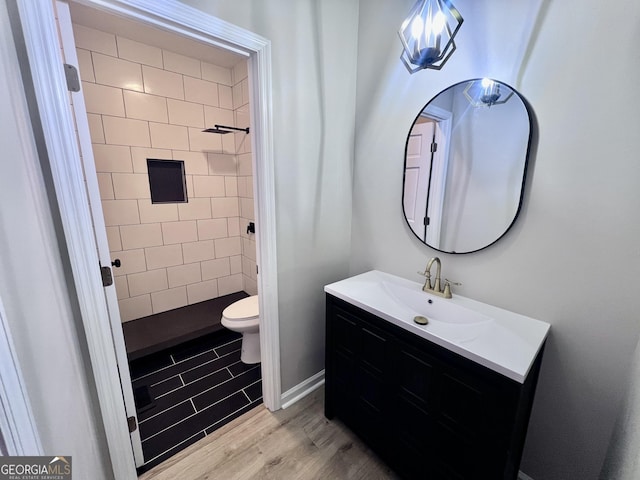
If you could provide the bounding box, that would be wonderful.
[63,64,80,92]
[424,217,430,226]
[127,416,137,433]
[430,142,438,153]
[100,264,113,287]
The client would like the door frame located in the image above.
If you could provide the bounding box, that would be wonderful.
[14,0,280,477]
[55,1,145,465]
[422,105,452,249]
[403,121,435,241]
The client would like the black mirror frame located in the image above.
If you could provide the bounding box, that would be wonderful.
[402,78,535,254]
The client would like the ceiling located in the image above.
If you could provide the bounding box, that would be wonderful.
[68,2,246,69]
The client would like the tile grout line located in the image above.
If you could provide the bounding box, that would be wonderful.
[244,378,261,391]
[241,389,251,403]
[141,383,257,443]
[179,353,245,387]
[131,337,241,382]
[201,397,263,436]
[139,398,192,426]
[179,374,185,386]
[132,348,216,382]
[133,345,241,385]
[148,373,180,389]
[179,365,260,403]
[213,337,242,354]
[153,353,246,400]
[215,336,243,350]
[190,398,197,413]
[142,366,260,424]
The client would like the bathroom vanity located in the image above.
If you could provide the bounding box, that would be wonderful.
[324,271,550,480]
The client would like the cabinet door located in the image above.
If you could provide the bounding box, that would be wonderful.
[326,301,396,460]
[327,306,360,427]
[392,343,440,477]
[353,324,394,453]
[394,339,508,479]
[433,355,511,478]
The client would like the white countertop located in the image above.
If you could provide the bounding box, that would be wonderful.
[324,270,550,384]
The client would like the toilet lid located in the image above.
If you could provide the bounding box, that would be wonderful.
[222,295,259,320]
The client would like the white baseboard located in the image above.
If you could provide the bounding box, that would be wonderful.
[280,369,325,409]
[518,471,534,480]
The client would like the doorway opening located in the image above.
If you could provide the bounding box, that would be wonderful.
[60,2,264,471]
[18,0,280,476]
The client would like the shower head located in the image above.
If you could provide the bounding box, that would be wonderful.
[203,127,231,134]
[202,124,250,134]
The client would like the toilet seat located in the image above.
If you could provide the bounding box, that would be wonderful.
[222,295,259,322]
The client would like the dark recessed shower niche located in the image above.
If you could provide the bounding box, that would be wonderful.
[147,159,187,203]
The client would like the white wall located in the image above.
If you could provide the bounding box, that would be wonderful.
[601,336,640,479]
[0,1,112,478]
[178,0,359,392]
[352,1,640,479]
[439,82,529,252]
[7,0,640,478]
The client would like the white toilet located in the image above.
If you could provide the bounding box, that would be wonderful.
[221,295,260,364]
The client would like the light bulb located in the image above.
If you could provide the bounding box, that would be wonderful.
[429,11,446,35]
[411,16,424,39]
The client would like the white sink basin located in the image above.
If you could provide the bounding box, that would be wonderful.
[324,270,550,383]
[381,280,492,325]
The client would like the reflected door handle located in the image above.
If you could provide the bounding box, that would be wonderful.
[111,259,121,268]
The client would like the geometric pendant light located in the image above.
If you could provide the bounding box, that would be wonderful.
[398,0,463,73]
[463,78,514,107]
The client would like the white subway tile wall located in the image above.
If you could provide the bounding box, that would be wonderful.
[116,37,163,68]
[102,116,151,147]
[86,113,105,143]
[231,63,257,296]
[201,61,232,85]
[73,24,117,56]
[92,52,144,91]
[123,90,169,123]
[114,275,129,300]
[82,81,125,116]
[74,24,255,321]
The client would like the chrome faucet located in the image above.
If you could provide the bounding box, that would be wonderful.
[418,257,460,299]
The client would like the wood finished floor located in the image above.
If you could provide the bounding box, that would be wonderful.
[138,386,399,480]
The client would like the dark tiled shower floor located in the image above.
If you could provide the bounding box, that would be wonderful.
[130,330,263,473]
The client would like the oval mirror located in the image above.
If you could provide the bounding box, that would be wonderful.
[402,78,532,253]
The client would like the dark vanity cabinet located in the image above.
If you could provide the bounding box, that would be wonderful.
[325,294,544,480]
